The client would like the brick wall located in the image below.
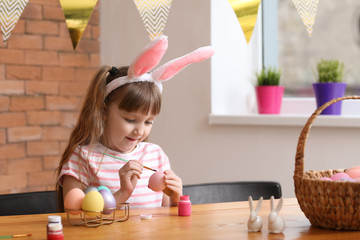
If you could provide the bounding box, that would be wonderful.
[0,0,100,194]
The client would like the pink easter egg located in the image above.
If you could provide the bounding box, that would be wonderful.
[338,177,356,182]
[330,172,350,181]
[345,167,360,179]
[64,188,85,215]
[320,177,332,181]
[148,171,166,192]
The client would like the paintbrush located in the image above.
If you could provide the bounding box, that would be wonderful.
[0,234,32,239]
[103,152,157,172]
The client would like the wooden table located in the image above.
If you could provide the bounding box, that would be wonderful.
[1,198,360,240]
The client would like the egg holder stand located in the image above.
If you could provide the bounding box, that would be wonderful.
[65,203,129,228]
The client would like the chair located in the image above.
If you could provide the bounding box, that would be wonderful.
[183,181,282,204]
[0,191,58,216]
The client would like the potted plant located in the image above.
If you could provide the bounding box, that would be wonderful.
[313,59,346,115]
[255,67,284,114]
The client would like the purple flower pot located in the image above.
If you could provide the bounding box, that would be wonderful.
[312,83,347,115]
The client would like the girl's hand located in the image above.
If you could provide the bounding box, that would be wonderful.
[163,170,183,205]
[117,160,143,199]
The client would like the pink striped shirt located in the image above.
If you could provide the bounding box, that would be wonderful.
[59,142,170,208]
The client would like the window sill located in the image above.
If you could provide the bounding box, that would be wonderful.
[208,114,360,127]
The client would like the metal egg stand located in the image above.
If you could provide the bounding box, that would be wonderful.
[65,203,130,227]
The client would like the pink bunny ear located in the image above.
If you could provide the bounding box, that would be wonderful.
[151,46,215,82]
[127,35,168,78]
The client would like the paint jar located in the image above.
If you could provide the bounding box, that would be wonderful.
[47,216,62,234]
[47,223,64,240]
[178,195,191,216]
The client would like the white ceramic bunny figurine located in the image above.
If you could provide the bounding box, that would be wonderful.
[268,196,285,234]
[247,196,263,232]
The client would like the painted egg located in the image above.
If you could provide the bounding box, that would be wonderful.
[330,172,350,181]
[64,188,85,215]
[97,186,111,193]
[84,186,98,194]
[345,166,360,179]
[320,177,332,181]
[82,191,104,216]
[148,171,166,192]
[99,189,116,214]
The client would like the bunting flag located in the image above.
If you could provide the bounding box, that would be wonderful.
[0,0,28,46]
[60,0,98,50]
[133,0,172,40]
[292,0,319,37]
[228,0,261,44]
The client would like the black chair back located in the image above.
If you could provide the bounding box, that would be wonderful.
[0,191,58,216]
[183,181,282,204]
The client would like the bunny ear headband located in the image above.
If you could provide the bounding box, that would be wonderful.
[105,35,215,97]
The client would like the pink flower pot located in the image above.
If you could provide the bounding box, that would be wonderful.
[256,86,284,114]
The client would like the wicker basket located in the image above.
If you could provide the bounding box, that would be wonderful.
[294,96,360,230]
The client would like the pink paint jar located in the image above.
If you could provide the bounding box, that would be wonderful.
[178,195,191,216]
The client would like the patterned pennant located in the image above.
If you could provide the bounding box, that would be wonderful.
[134,0,172,40]
[228,0,261,44]
[0,0,28,46]
[60,0,98,50]
[292,0,319,37]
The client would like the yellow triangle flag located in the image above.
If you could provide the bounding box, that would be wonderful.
[60,0,98,50]
[228,0,261,44]
[134,0,172,40]
[0,0,29,46]
[292,0,318,37]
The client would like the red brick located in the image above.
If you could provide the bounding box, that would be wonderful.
[0,129,5,144]
[59,22,70,38]
[0,64,5,80]
[0,97,10,112]
[43,6,65,21]
[0,80,24,95]
[43,67,75,82]
[80,25,92,39]
[8,126,42,142]
[26,81,59,95]
[27,140,59,156]
[27,111,61,126]
[26,20,59,35]
[59,53,90,67]
[0,174,27,191]
[21,3,42,20]
[0,159,6,174]
[12,19,25,34]
[43,126,71,141]
[0,49,24,64]
[59,82,89,96]
[75,68,97,82]
[60,112,78,127]
[44,155,60,170]
[7,157,42,174]
[0,143,26,159]
[28,170,56,186]
[6,65,41,80]
[90,53,100,67]
[60,141,68,154]
[44,36,73,51]
[7,34,43,50]
[88,9,99,26]
[46,96,81,111]
[75,39,99,53]
[0,112,26,127]
[92,26,100,39]
[25,50,58,66]
[10,96,44,111]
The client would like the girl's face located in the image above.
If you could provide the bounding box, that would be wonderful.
[103,102,155,153]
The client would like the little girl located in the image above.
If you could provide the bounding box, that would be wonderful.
[55,36,214,210]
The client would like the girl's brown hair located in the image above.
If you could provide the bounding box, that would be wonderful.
[55,66,162,211]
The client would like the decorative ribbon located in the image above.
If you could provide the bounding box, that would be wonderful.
[228,0,261,44]
[0,0,28,46]
[133,0,172,40]
[292,0,319,37]
[59,0,98,50]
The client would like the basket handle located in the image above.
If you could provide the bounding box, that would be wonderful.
[294,95,360,179]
